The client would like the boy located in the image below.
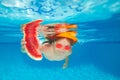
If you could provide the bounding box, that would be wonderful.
[21,20,77,68]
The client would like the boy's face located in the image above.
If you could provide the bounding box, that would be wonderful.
[41,38,72,61]
[54,38,72,55]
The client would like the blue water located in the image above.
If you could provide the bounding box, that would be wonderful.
[0,0,120,80]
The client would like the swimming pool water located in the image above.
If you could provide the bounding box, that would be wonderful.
[0,0,120,80]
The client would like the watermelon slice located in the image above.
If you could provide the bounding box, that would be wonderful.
[22,20,43,60]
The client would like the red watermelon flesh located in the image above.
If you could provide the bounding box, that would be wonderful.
[22,20,43,60]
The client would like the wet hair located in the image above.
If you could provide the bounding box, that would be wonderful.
[42,25,77,45]
[42,37,76,46]
[47,26,55,29]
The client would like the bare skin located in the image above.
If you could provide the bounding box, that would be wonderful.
[63,56,69,69]
[40,38,72,69]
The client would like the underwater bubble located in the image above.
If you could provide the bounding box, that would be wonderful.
[76,7,83,12]
[69,5,78,9]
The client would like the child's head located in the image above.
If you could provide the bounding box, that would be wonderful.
[43,38,72,54]
[53,38,72,57]
[41,38,72,61]
[54,38,72,51]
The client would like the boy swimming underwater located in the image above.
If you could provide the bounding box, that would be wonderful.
[21,20,78,68]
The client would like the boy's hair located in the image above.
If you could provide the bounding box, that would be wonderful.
[43,37,75,46]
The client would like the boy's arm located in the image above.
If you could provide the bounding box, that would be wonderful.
[62,56,69,69]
